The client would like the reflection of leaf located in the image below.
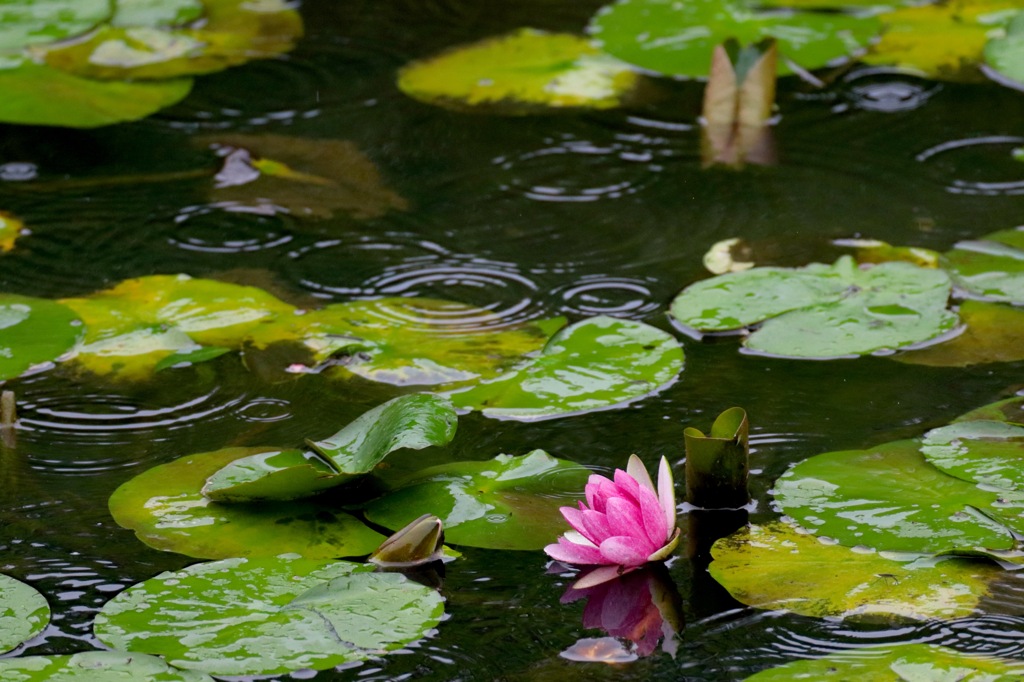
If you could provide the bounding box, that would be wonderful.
[94,556,445,677]
[671,256,958,358]
[0,573,50,654]
[398,28,639,112]
[365,450,589,550]
[589,0,881,78]
[108,446,386,560]
[745,643,1024,680]
[450,316,683,419]
[0,212,25,253]
[711,522,1014,621]
[0,294,82,382]
[0,652,213,681]
[897,300,1024,366]
[865,0,1021,81]
[942,227,1024,305]
[203,134,408,219]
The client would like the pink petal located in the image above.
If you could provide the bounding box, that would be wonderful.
[545,536,609,565]
[580,509,612,544]
[605,497,653,553]
[586,474,617,513]
[598,536,650,567]
[613,469,641,504]
[560,506,594,543]
[635,482,668,550]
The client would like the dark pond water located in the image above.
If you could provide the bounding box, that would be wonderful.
[2,0,1024,679]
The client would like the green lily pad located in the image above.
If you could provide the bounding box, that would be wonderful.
[0,211,25,253]
[588,0,881,79]
[671,256,959,358]
[108,446,386,560]
[772,439,1024,558]
[984,11,1024,84]
[0,60,193,128]
[0,652,214,681]
[449,316,682,419]
[364,450,589,550]
[397,28,639,112]
[920,421,1024,492]
[203,394,458,502]
[710,522,1013,621]
[0,573,49,654]
[953,396,1024,426]
[0,0,110,52]
[895,300,1024,367]
[942,228,1024,305]
[744,643,1024,681]
[154,345,232,372]
[111,0,205,28]
[0,294,81,381]
[94,555,445,677]
[866,0,1022,81]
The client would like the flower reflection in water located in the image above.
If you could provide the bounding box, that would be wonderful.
[559,564,683,662]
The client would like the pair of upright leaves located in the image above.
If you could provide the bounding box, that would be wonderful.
[0,0,302,127]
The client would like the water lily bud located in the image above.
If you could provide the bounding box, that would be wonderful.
[369,514,444,568]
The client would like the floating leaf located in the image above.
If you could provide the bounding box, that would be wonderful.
[0,573,49,654]
[0,211,25,253]
[920,421,1024,492]
[0,294,81,381]
[94,555,445,677]
[896,300,1024,367]
[745,643,1024,680]
[942,227,1024,305]
[710,522,1014,621]
[154,345,232,372]
[984,11,1024,85]
[588,0,881,79]
[0,652,213,681]
[398,28,639,112]
[0,60,193,128]
[0,0,110,52]
[772,439,1024,558]
[866,0,1021,81]
[110,0,205,28]
[703,238,755,275]
[364,450,589,550]
[671,256,959,358]
[836,238,941,268]
[203,394,458,502]
[109,446,385,560]
[953,396,1024,426]
[204,134,408,220]
[450,316,683,419]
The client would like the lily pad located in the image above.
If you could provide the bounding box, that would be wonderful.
[94,555,445,677]
[364,450,589,550]
[953,396,1024,426]
[942,227,1024,305]
[449,316,683,419]
[895,300,1024,367]
[772,439,1024,558]
[0,294,82,381]
[0,211,25,253]
[671,256,959,358]
[744,643,1024,680]
[588,0,881,79]
[866,0,1022,81]
[154,345,232,371]
[710,522,1015,621]
[920,421,1024,492]
[205,134,408,220]
[0,652,214,681]
[0,573,49,654]
[108,446,386,560]
[397,28,639,112]
[0,0,110,52]
[202,394,458,502]
[984,11,1024,85]
[111,0,205,28]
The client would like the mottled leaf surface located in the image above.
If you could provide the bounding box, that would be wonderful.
[0,652,214,681]
[0,573,49,654]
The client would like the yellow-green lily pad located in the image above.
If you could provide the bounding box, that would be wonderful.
[398,28,639,112]
[710,522,1015,621]
[0,211,25,253]
[0,294,82,381]
[896,300,1024,367]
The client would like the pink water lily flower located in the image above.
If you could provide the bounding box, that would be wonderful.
[545,455,680,583]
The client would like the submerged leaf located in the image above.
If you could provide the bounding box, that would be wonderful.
[0,211,25,253]
[365,450,589,550]
[398,28,639,112]
[0,573,49,654]
[94,556,445,677]
[0,652,213,681]
[0,294,81,381]
[589,0,881,79]
[450,316,683,419]
[109,446,385,560]
[710,522,1014,621]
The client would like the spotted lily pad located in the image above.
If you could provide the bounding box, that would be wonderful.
[0,211,25,253]
[94,555,445,677]
[450,316,682,419]
[671,256,958,358]
[398,28,639,112]
[0,294,82,381]
[745,643,1024,680]
[202,394,458,502]
[0,652,214,681]
[588,0,881,79]
[109,446,386,560]
[0,573,49,654]
[364,450,589,550]
[942,227,1024,305]
[710,522,1016,621]
[920,421,1024,493]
